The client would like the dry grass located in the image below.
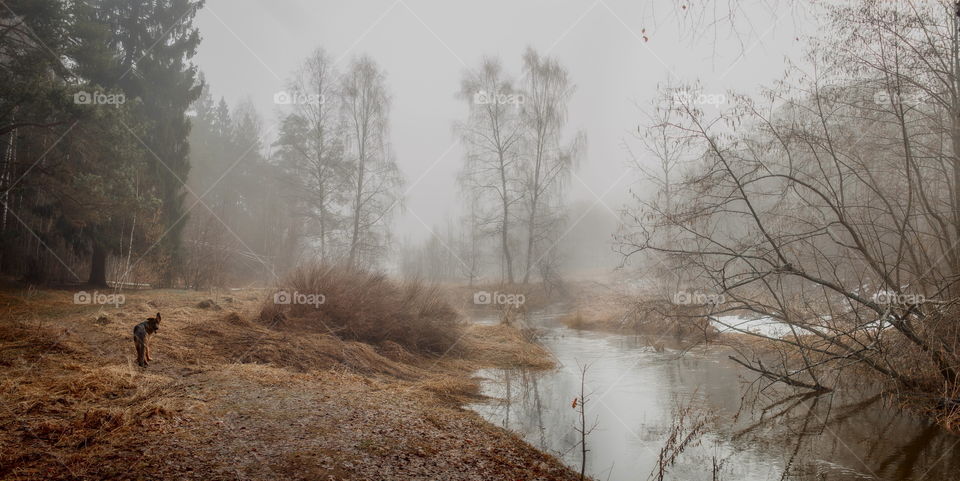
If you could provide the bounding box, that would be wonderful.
[559,284,718,341]
[415,375,483,403]
[0,274,563,479]
[459,324,555,369]
[1,329,201,477]
[0,292,238,477]
[560,305,623,331]
[261,264,464,355]
[169,310,421,378]
[4,363,182,448]
[556,282,643,332]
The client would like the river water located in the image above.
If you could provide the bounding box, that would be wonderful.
[467,311,960,481]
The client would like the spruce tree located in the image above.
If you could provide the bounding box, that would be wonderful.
[88,0,205,286]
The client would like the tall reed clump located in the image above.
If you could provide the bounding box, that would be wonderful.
[260,263,463,355]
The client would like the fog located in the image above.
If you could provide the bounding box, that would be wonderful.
[193,0,805,251]
[12,1,960,479]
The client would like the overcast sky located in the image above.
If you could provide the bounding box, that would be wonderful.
[193,0,810,243]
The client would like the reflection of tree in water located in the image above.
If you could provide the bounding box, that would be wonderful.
[504,369,511,429]
[493,364,588,463]
[474,328,960,481]
[502,367,552,451]
[778,395,821,481]
[729,388,960,480]
[530,372,548,450]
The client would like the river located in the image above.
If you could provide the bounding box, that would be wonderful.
[467,310,960,481]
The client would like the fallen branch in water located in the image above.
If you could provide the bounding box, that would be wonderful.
[727,356,831,392]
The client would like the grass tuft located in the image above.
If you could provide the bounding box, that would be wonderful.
[260,263,464,355]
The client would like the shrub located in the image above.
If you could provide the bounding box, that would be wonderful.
[260,263,464,355]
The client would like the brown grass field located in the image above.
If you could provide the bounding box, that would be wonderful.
[0,284,580,480]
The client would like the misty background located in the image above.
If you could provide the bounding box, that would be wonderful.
[193,0,805,272]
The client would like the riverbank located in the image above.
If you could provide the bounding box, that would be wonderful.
[556,281,960,434]
[467,314,960,481]
[557,281,716,342]
[0,287,579,480]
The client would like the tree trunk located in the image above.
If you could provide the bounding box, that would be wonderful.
[523,123,546,284]
[319,210,326,262]
[348,163,363,267]
[348,131,366,268]
[501,197,514,284]
[88,243,108,287]
[952,2,960,298]
[522,199,537,284]
[499,155,514,284]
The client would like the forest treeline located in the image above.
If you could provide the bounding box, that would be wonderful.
[1,0,587,289]
[1,0,410,288]
[1,0,204,287]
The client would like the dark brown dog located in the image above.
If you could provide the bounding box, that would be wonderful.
[133,312,161,367]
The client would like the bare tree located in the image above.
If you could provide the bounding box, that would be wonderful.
[623,85,697,215]
[650,392,708,481]
[518,47,584,283]
[620,85,698,298]
[276,48,348,262]
[460,189,484,285]
[619,0,960,403]
[571,363,596,481]
[340,55,403,268]
[456,57,525,283]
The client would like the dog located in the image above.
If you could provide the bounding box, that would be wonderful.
[133,312,161,367]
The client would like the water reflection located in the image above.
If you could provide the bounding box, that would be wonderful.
[468,324,960,481]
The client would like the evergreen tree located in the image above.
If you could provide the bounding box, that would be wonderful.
[89,0,205,286]
[1,0,133,284]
